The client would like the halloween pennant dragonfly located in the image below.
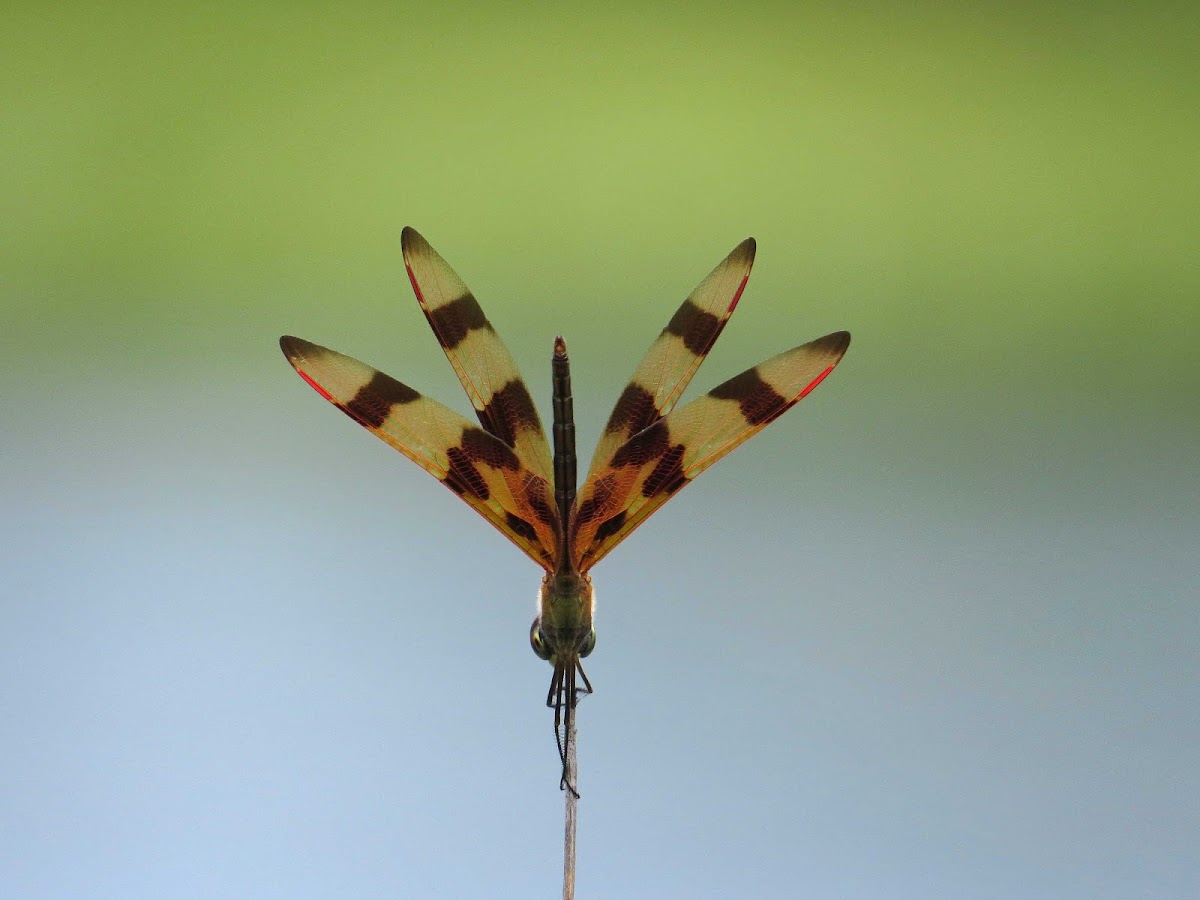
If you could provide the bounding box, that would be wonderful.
[280,228,850,789]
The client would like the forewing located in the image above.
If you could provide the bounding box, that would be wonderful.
[281,336,559,571]
[583,238,756,485]
[401,227,554,480]
[572,331,850,572]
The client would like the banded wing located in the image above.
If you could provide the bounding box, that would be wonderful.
[583,238,756,486]
[280,336,559,571]
[572,331,850,572]
[402,227,554,481]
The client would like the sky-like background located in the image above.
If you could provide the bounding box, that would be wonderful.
[2,3,1197,898]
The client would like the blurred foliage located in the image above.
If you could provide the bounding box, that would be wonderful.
[2,2,1196,409]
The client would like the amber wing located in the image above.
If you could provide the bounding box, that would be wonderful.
[572,331,850,572]
[402,227,554,481]
[280,336,559,570]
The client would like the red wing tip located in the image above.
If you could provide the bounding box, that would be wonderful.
[812,330,851,358]
[726,236,756,269]
[400,226,427,257]
[721,239,757,314]
[279,334,315,361]
[279,337,338,401]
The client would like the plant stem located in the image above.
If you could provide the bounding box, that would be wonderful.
[562,707,578,900]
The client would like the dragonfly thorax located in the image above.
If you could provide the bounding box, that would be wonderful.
[531,572,595,661]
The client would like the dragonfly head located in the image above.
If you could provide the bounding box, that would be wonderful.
[530,617,596,662]
[530,571,596,662]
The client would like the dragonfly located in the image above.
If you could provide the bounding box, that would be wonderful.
[280,228,850,791]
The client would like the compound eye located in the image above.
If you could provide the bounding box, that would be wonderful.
[579,627,596,658]
[529,619,552,660]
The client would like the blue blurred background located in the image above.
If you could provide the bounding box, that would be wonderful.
[2,3,1197,897]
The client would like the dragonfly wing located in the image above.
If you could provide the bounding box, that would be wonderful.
[572,330,850,572]
[401,227,554,481]
[281,336,559,571]
[583,238,756,484]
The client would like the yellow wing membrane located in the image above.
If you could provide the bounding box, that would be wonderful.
[583,238,756,487]
[402,227,554,481]
[572,331,850,572]
[281,336,559,570]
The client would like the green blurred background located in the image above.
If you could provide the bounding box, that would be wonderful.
[3,3,1197,897]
